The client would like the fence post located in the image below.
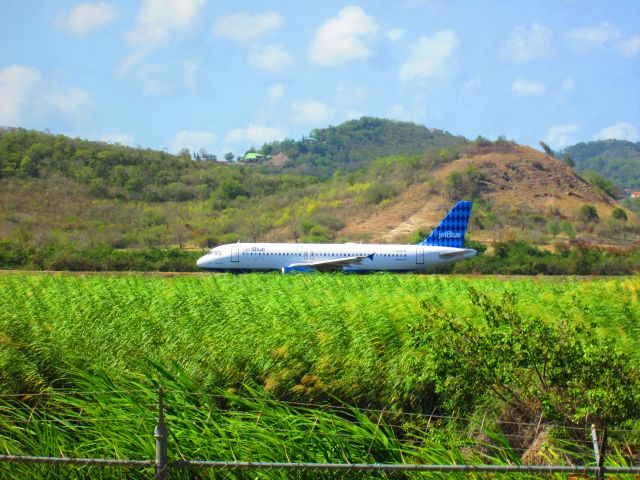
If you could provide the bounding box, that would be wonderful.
[591,423,607,480]
[154,387,168,480]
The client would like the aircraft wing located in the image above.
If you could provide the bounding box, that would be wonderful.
[287,253,375,272]
[438,249,475,259]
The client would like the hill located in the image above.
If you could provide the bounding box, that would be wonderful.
[259,117,468,177]
[0,126,637,266]
[0,127,317,203]
[341,144,625,244]
[563,139,640,191]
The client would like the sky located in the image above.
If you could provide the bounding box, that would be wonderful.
[1,0,639,157]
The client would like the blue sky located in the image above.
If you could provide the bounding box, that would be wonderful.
[1,1,639,157]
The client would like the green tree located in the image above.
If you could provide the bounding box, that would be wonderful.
[19,155,37,177]
[224,152,234,162]
[578,204,599,223]
[178,148,191,160]
[408,228,431,245]
[474,135,492,147]
[561,153,575,167]
[75,166,95,184]
[583,170,622,198]
[559,220,576,239]
[539,141,554,156]
[612,207,628,236]
[612,207,627,223]
[445,166,484,199]
[547,219,561,238]
[88,178,108,197]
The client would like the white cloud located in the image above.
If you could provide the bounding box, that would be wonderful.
[170,130,217,153]
[117,51,145,77]
[212,11,281,44]
[135,64,172,95]
[100,132,134,146]
[386,28,405,43]
[0,65,41,125]
[121,0,205,74]
[617,36,640,57]
[184,60,199,94]
[248,46,294,73]
[0,65,91,126]
[398,30,458,83]
[560,77,575,94]
[500,23,553,62]
[594,122,640,142]
[543,124,580,149]
[126,0,205,47]
[43,88,93,116]
[309,6,378,66]
[225,123,285,144]
[511,79,546,96]
[291,100,334,124]
[54,2,117,35]
[268,83,284,103]
[127,61,197,95]
[565,23,621,50]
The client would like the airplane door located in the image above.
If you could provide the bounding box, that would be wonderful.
[416,247,424,264]
[231,246,240,262]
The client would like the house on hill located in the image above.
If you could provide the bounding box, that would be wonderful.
[631,191,640,198]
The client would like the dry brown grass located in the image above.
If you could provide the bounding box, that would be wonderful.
[341,145,625,244]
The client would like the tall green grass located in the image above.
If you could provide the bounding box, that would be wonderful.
[0,273,638,478]
[0,367,618,480]
[1,273,638,405]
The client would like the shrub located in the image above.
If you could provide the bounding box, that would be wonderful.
[417,288,640,423]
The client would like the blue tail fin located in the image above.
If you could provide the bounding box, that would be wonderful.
[419,201,473,248]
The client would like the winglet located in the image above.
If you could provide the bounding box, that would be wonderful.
[419,201,473,248]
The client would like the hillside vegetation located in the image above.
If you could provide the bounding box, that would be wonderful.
[0,124,638,271]
[0,127,317,203]
[563,139,640,191]
[259,117,468,177]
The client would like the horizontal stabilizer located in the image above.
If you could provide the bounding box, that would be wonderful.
[439,249,476,259]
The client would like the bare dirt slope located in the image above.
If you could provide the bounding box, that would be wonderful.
[341,145,619,243]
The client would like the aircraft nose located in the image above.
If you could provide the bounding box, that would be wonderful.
[196,255,208,268]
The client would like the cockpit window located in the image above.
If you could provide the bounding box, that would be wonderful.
[209,249,222,255]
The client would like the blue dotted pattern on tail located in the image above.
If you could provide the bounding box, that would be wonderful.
[419,201,473,248]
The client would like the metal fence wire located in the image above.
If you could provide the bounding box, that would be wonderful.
[0,387,638,479]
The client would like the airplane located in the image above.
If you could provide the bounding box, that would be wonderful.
[196,201,476,273]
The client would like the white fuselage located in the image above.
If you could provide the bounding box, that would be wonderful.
[196,242,476,272]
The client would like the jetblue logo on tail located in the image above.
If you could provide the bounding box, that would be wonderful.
[419,201,473,248]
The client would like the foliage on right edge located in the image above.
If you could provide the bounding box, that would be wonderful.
[411,288,640,425]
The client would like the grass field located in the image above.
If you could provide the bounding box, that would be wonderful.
[0,273,639,478]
